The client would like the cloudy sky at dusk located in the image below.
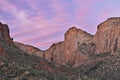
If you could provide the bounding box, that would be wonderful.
[0,0,120,50]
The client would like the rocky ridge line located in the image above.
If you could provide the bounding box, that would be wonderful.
[1,17,120,67]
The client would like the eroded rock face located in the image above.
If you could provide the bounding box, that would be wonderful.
[94,17,120,54]
[44,42,65,64]
[2,17,120,67]
[64,27,94,66]
[43,27,95,66]
[51,17,120,66]
[14,42,44,57]
[13,17,120,67]
[0,22,13,43]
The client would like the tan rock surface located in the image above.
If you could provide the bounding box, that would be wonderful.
[94,17,120,54]
[64,27,93,66]
[11,17,120,67]
[44,42,65,64]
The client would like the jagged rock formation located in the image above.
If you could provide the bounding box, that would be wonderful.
[0,23,74,80]
[94,17,120,54]
[44,17,120,67]
[42,27,95,67]
[0,22,13,58]
[0,22,13,43]
[44,42,65,64]
[1,17,120,79]
[12,17,120,67]
[64,27,94,66]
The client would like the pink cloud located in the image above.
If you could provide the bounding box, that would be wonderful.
[0,0,16,11]
[36,40,61,46]
[34,40,62,50]
[49,0,69,22]
[0,0,29,24]
[10,0,70,45]
[19,27,63,42]
[75,0,105,21]
[26,0,41,10]
[2,0,110,50]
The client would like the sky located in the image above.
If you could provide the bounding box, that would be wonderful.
[0,0,120,50]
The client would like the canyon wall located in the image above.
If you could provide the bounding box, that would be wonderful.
[3,17,120,67]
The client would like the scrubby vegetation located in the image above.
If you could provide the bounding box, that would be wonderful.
[0,38,120,80]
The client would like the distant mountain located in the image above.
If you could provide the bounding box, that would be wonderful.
[0,17,120,80]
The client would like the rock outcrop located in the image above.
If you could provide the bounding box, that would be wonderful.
[64,27,94,66]
[42,27,94,66]
[63,17,120,66]
[44,42,65,64]
[94,17,120,54]
[1,17,120,79]
[44,17,120,66]
[2,17,120,67]
[0,22,13,43]
[0,22,13,57]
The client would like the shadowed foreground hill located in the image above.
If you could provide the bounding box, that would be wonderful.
[0,18,120,80]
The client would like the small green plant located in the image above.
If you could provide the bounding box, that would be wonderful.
[0,70,3,74]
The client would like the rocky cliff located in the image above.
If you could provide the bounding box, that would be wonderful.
[44,42,65,64]
[94,17,120,54]
[44,17,120,67]
[13,17,120,67]
[64,27,94,66]
[1,17,120,79]
[0,22,13,43]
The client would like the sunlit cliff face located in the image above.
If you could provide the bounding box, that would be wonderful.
[0,0,120,50]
